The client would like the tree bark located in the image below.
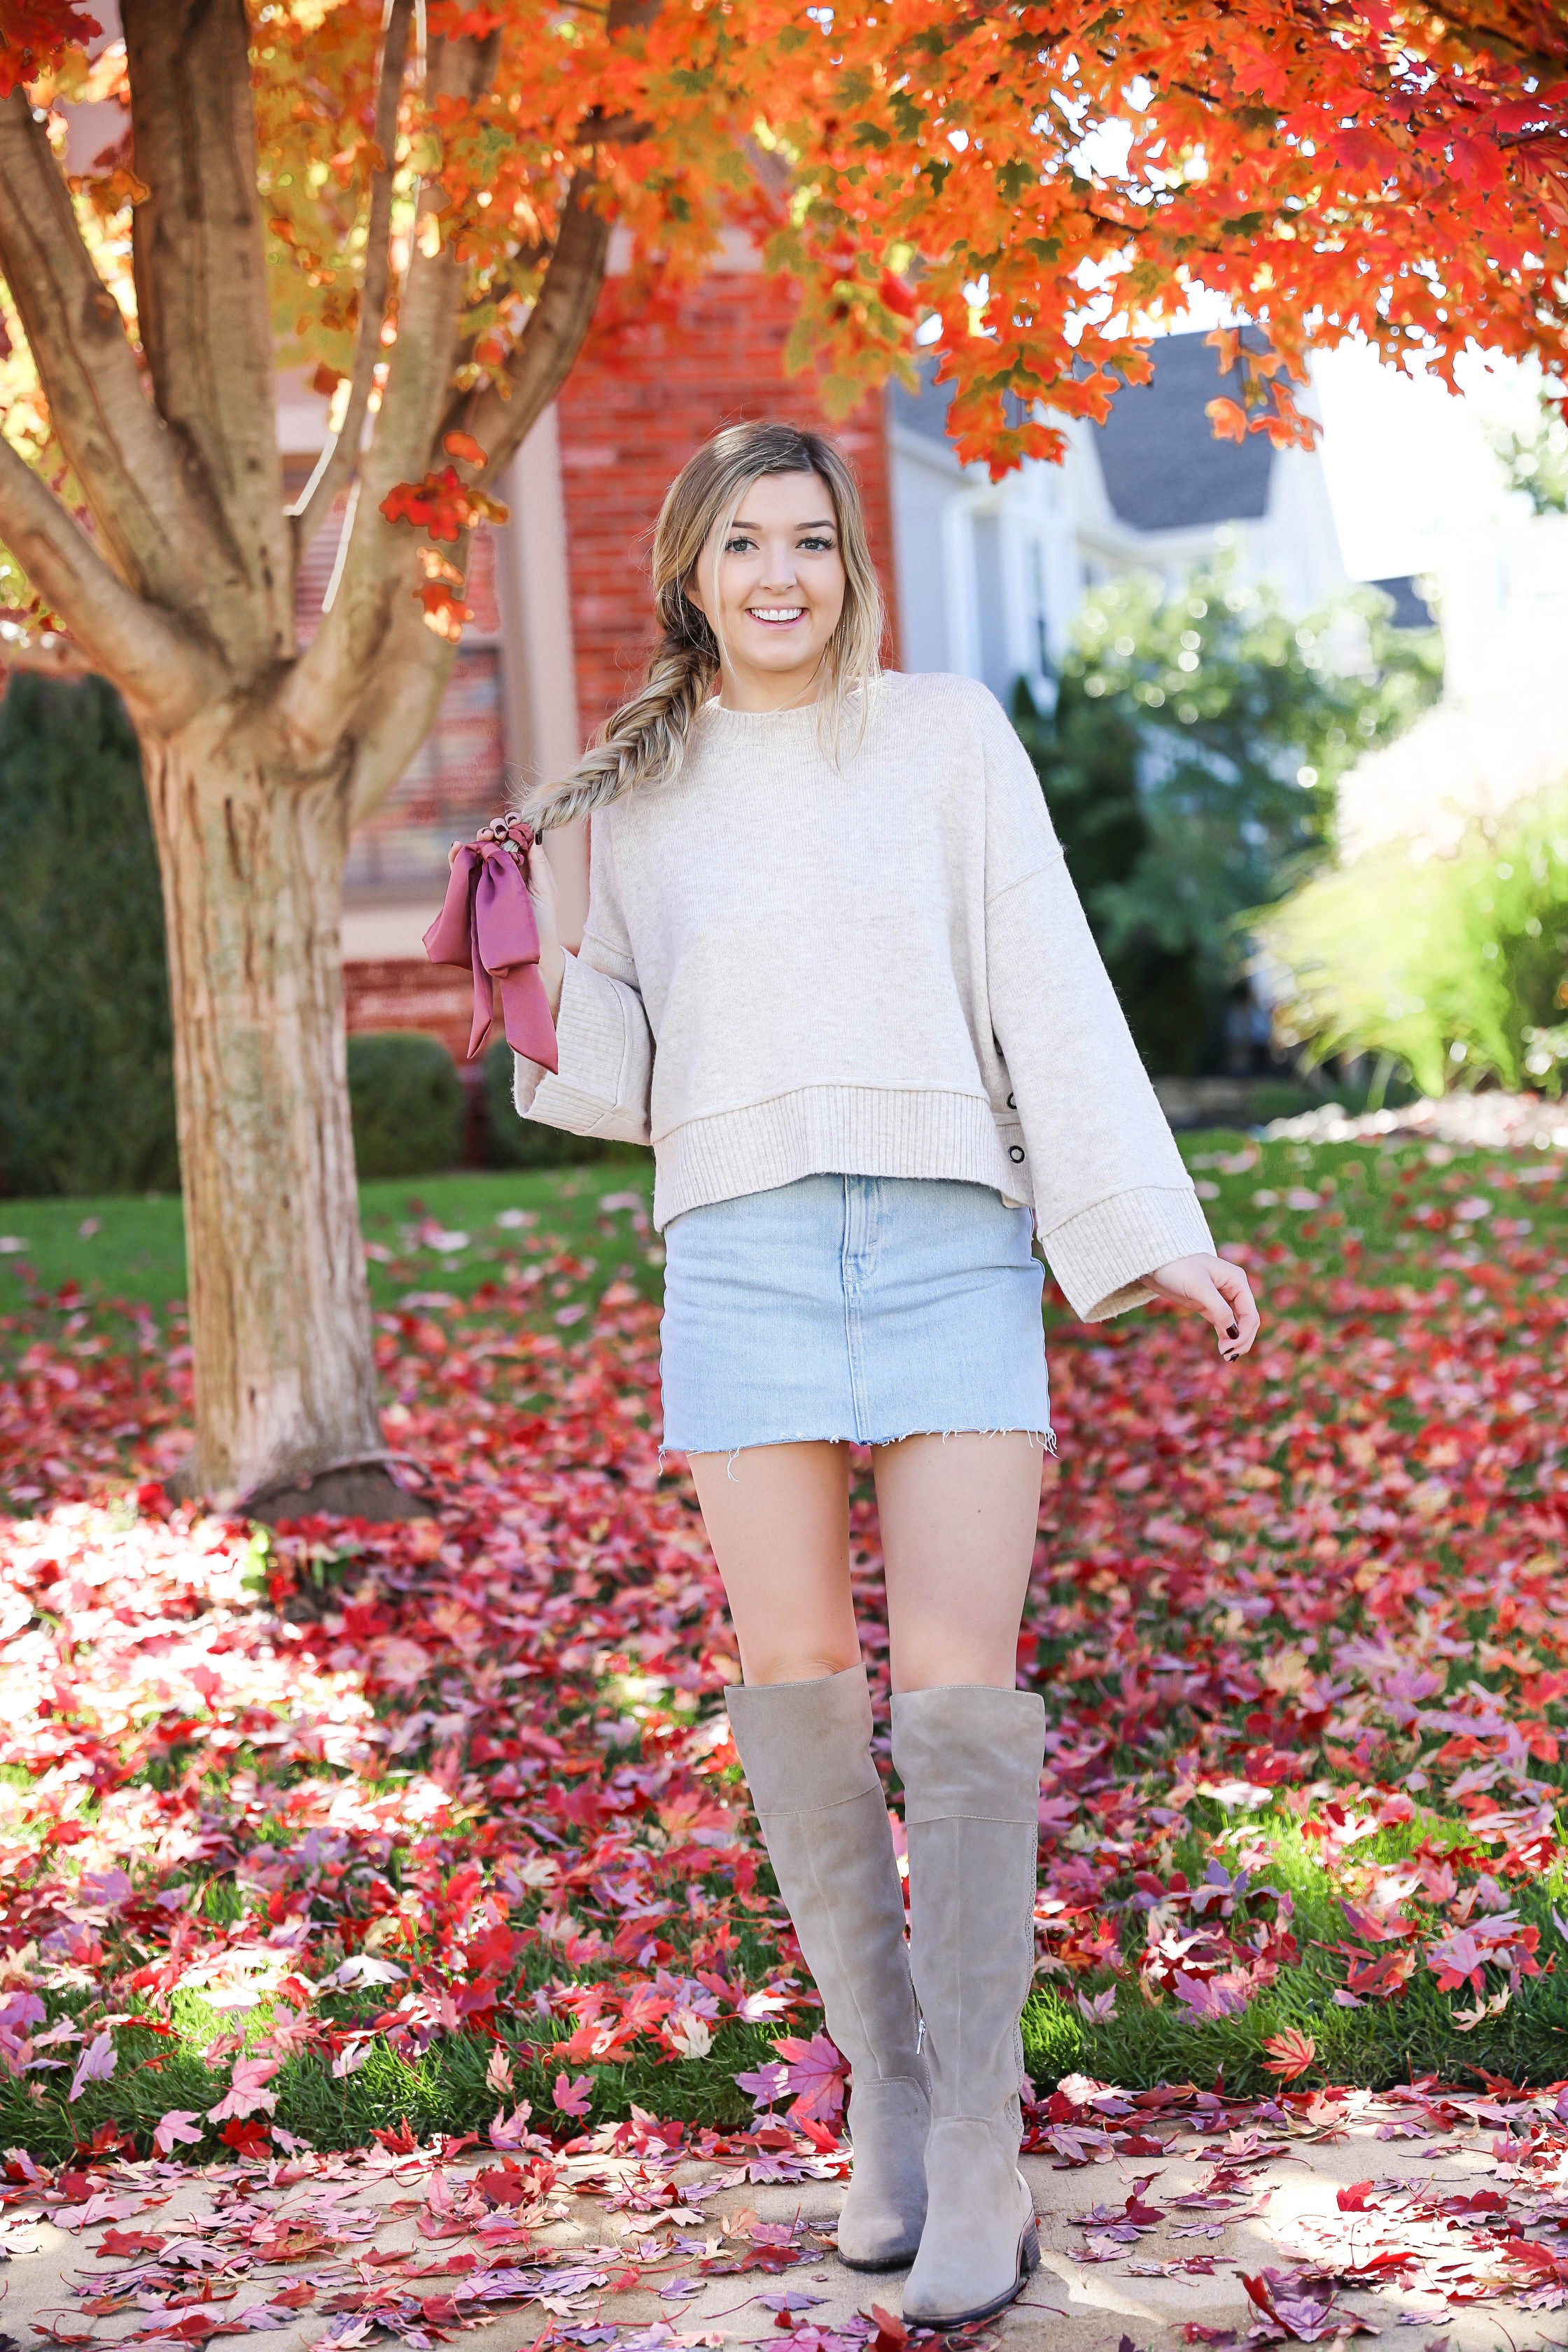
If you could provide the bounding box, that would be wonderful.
[140,706,383,1508]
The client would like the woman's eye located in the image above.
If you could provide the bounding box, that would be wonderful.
[724,536,755,554]
[800,536,835,552]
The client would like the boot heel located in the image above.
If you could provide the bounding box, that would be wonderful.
[1020,2216,1040,2277]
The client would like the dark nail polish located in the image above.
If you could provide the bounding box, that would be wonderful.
[1227,1322,1240,1339]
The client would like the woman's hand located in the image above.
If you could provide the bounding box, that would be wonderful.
[1145,1252,1260,1362]
[448,831,568,1018]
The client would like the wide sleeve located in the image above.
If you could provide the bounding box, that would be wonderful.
[978,692,1213,1321]
[512,818,652,1146]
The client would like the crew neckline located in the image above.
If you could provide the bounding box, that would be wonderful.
[696,675,895,733]
[697,695,827,729]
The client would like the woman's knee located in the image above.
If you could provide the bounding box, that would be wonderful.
[734,1639,863,1688]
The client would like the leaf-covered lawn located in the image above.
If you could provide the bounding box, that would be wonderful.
[0,1131,1566,2171]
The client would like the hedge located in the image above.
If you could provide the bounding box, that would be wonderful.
[0,675,179,1196]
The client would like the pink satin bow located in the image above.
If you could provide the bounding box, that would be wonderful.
[424,827,559,1070]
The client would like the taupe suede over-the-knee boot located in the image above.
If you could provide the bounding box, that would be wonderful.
[891,1684,1046,2328]
[725,1667,929,2269]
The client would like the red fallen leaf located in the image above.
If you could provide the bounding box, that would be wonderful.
[869,2306,908,2352]
[475,2166,533,2205]
[1336,2180,1377,2212]
[269,2286,317,2309]
[371,2118,419,2154]
[1443,2189,1508,2215]
[1117,2134,1168,2156]
[1340,1901,1416,1945]
[1345,1949,1415,1999]
[1511,2239,1568,2279]
[773,2032,848,2126]
[794,2116,840,2153]
[97,2229,167,2258]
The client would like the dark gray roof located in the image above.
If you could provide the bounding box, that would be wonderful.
[889,365,1029,445]
[1366,575,1435,629]
[1093,333,1275,529]
[891,332,1277,532]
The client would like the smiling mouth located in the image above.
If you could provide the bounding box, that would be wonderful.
[747,606,805,624]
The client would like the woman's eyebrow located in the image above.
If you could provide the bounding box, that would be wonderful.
[728,517,836,533]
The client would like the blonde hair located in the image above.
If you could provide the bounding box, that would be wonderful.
[519,420,884,832]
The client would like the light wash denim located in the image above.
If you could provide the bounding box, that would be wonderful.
[659,1173,1053,1456]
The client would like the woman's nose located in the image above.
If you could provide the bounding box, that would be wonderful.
[760,542,799,590]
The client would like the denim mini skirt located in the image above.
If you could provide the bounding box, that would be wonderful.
[659,1173,1053,1455]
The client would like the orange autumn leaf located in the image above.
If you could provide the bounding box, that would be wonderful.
[6,0,1565,480]
[1206,397,1252,445]
[1262,2028,1317,2080]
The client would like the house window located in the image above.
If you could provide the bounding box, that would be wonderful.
[344,645,505,895]
[284,463,507,899]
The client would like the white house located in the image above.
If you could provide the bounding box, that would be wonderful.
[888,332,1354,704]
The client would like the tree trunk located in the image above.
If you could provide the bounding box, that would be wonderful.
[141,705,385,1509]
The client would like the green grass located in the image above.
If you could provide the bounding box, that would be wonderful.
[8,1124,1566,1324]
[0,2017,774,2162]
[1021,1805,1568,2099]
[0,1161,659,1320]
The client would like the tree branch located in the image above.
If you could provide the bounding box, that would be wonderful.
[278,31,499,760]
[0,432,217,729]
[345,578,458,823]
[455,172,612,486]
[122,0,294,671]
[0,90,220,612]
[0,631,93,680]
[290,0,416,557]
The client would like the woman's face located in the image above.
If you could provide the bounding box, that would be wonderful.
[687,469,848,704]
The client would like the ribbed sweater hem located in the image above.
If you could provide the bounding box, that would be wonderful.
[651,1087,1021,1228]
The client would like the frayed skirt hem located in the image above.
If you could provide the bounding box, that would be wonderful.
[659,1424,1057,1473]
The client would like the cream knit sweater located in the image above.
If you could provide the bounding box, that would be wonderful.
[513,671,1212,1320]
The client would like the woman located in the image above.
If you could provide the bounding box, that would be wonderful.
[507,420,1259,2326]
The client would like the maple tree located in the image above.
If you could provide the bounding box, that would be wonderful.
[0,0,1562,1510]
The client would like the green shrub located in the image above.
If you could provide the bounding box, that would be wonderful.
[1014,558,1442,1073]
[1256,784,1568,1096]
[0,675,179,1196]
[347,1032,464,1177]
[483,1036,626,1168]
[1488,396,1568,518]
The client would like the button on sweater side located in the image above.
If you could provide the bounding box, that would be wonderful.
[513,669,1212,1320]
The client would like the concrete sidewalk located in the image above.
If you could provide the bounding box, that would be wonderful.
[0,2101,1546,2352]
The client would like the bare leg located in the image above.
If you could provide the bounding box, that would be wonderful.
[873,1433,1046,1692]
[688,1441,858,1685]
[706,1442,930,2264]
